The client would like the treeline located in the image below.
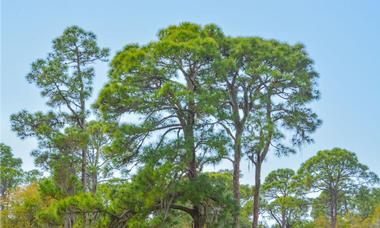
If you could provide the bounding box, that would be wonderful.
[0,23,379,228]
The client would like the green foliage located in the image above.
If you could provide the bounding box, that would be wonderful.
[10,25,111,196]
[24,169,42,184]
[298,148,379,227]
[351,187,380,219]
[95,22,234,226]
[262,169,308,227]
[26,26,109,112]
[298,148,379,194]
[0,183,47,228]
[7,25,113,228]
[5,23,380,228]
[0,143,24,197]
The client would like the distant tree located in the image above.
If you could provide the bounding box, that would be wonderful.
[11,112,83,196]
[85,121,113,193]
[350,187,380,221]
[262,168,308,228]
[24,169,42,184]
[10,26,109,228]
[0,143,24,197]
[332,186,380,226]
[10,26,109,191]
[298,148,379,228]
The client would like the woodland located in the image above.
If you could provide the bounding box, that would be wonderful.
[1,23,379,228]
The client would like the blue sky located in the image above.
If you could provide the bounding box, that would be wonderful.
[1,0,379,183]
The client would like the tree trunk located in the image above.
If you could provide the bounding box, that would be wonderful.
[184,125,204,227]
[281,211,286,228]
[192,206,205,228]
[184,72,205,227]
[252,92,273,228]
[75,46,88,193]
[64,214,74,228]
[92,146,100,193]
[76,47,89,227]
[233,133,242,228]
[331,206,337,228]
[229,82,243,228]
[80,118,88,192]
[91,171,97,193]
[330,192,338,228]
[81,149,87,190]
[193,218,201,228]
[81,149,89,227]
[252,160,262,228]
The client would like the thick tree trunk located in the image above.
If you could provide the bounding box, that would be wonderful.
[193,218,201,228]
[252,160,262,228]
[233,133,242,228]
[233,160,241,228]
[192,206,205,228]
[330,192,338,228]
[281,214,286,228]
[91,171,97,193]
[331,207,337,228]
[281,209,287,228]
[185,126,204,227]
[183,72,205,227]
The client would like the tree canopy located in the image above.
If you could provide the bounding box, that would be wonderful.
[1,23,379,228]
[297,148,379,228]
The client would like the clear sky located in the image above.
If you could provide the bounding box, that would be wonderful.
[1,0,379,184]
